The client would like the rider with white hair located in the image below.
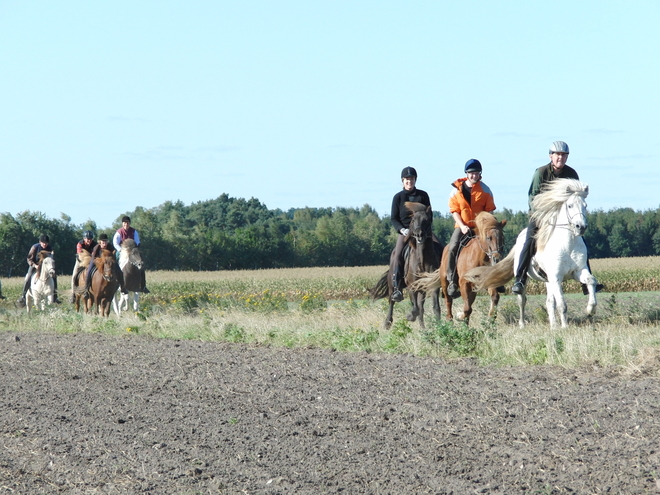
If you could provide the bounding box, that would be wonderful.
[511,141,602,295]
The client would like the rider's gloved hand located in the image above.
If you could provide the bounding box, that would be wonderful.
[400,228,409,236]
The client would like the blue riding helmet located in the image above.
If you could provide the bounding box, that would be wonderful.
[464,159,482,173]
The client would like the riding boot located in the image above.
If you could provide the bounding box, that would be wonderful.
[512,229,535,295]
[391,266,403,302]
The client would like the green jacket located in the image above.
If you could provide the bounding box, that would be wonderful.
[527,163,579,209]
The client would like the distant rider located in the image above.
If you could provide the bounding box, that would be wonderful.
[82,233,127,298]
[70,230,97,303]
[113,216,149,293]
[17,234,61,306]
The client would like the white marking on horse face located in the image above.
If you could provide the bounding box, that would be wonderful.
[565,195,588,235]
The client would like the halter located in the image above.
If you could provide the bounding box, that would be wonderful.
[462,229,503,262]
[552,194,587,236]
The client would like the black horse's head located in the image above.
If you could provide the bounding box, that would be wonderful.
[121,239,144,270]
[404,202,433,245]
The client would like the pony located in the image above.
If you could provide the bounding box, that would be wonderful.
[412,211,506,324]
[71,250,92,312]
[87,250,120,316]
[25,252,56,313]
[113,239,144,315]
[370,202,442,329]
[465,178,597,328]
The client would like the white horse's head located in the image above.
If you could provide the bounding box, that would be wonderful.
[39,255,56,281]
[531,179,589,249]
[563,191,588,236]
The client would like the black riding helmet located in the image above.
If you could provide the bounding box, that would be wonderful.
[401,166,417,179]
[83,230,94,240]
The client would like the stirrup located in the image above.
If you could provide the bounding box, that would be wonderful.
[511,281,525,295]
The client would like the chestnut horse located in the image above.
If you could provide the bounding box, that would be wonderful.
[412,212,506,324]
[370,202,443,329]
[86,250,120,316]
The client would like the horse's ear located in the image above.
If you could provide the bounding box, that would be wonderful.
[426,205,433,217]
[500,219,507,227]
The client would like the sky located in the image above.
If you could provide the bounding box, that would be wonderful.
[2,1,659,229]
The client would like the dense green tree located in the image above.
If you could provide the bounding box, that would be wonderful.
[2,195,660,275]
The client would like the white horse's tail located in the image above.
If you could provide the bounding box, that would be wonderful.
[463,247,515,291]
[409,270,441,293]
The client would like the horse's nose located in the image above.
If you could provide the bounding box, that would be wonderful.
[577,224,587,236]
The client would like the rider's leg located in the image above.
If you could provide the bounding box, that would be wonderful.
[18,266,35,305]
[70,260,79,303]
[115,264,128,294]
[140,270,150,293]
[390,234,406,302]
[83,261,95,297]
[512,219,537,295]
[52,275,61,303]
[446,228,463,298]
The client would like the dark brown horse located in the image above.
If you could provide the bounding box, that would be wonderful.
[86,250,120,316]
[370,202,443,329]
[413,211,506,324]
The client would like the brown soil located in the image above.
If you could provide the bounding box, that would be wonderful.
[2,331,660,494]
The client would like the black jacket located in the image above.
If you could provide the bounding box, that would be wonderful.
[390,188,431,232]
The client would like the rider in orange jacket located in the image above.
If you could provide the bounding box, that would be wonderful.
[445,159,496,298]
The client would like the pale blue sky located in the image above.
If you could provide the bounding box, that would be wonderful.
[2,1,659,228]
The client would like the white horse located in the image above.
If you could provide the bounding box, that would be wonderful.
[112,239,143,315]
[465,179,597,328]
[25,254,56,313]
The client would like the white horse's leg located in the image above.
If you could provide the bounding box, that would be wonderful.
[545,280,567,328]
[25,289,33,313]
[577,268,598,316]
[133,292,140,312]
[517,292,527,328]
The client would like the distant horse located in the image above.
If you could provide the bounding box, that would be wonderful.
[113,239,144,315]
[25,252,56,313]
[72,251,92,312]
[370,202,442,329]
[465,179,597,328]
[412,212,506,324]
[87,250,120,317]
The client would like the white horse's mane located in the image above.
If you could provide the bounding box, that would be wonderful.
[530,178,589,250]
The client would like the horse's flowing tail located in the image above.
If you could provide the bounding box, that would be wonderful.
[369,271,390,300]
[463,247,515,291]
[409,270,441,293]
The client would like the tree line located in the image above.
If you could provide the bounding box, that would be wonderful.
[1,194,659,276]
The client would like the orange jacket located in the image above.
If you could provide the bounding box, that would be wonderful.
[448,178,496,228]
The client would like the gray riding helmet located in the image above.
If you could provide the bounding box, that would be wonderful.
[549,141,570,154]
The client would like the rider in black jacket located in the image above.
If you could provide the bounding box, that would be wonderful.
[389,167,441,302]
